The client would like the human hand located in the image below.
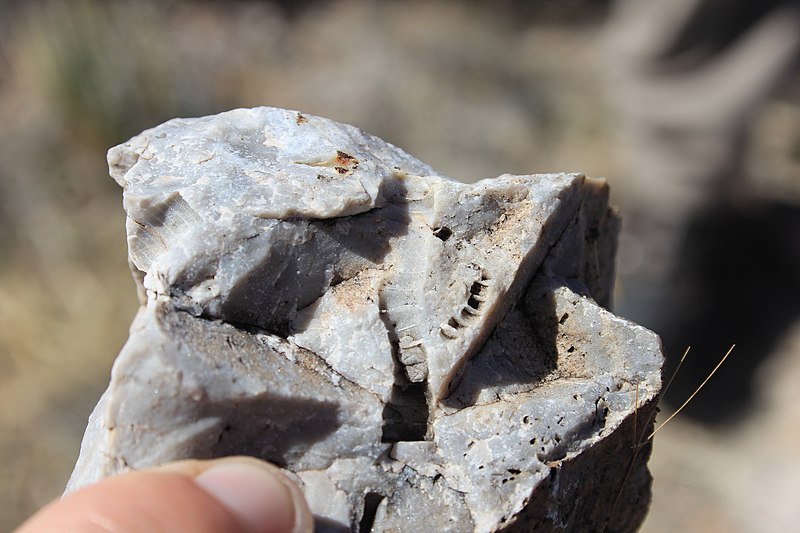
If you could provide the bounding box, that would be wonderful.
[13,456,313,533]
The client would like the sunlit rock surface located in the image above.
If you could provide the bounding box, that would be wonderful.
[68,107,663,532]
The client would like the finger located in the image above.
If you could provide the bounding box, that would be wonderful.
[14,456,313,533]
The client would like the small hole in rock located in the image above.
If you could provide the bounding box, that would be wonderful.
[433,226,452,241]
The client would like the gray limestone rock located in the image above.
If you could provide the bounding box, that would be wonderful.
[68,107,663,532]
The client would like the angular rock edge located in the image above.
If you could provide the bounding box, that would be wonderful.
[67,107,663,533]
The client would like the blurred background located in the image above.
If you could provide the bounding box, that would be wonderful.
[1,1,799,531]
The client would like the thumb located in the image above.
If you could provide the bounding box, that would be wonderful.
[14,456,313,533]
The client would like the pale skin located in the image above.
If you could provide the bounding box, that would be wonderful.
[13,457,314,533]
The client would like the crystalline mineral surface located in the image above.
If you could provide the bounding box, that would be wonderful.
[68,107,663,532]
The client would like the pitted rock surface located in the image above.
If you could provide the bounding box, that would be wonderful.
[68,107,663,532]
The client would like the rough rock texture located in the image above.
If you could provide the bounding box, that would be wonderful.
[68,107,663,532]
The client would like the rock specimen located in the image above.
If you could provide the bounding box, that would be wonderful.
[68,107,663,532]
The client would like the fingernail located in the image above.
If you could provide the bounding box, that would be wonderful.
[194,460,297,533]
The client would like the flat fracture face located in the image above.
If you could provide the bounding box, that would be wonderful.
[68,107,663,533]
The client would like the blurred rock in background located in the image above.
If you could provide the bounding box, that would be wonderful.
[604,0,800,428]
[1,1,799,532]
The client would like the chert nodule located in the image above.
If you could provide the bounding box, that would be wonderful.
[68,108,663,532]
